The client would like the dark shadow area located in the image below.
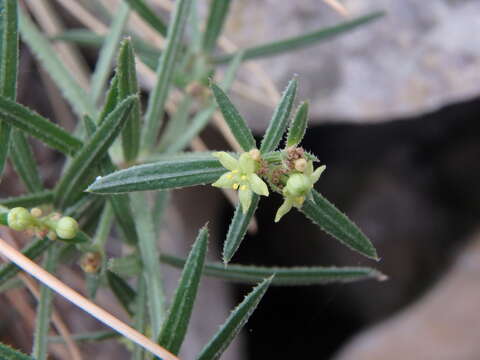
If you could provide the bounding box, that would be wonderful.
[218,96,480,359]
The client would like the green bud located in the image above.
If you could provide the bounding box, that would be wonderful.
[56,216,79,239]
[7,207,33,231]
[284,174,312,197]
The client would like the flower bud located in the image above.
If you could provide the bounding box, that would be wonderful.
[80,252,102,273]
[249,149,261,161]
[7,207,33,231]
[294,158,307,172]
[285,174,312,197]
[55,216,79,239]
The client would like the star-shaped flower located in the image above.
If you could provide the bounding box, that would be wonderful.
[212,151,269,213]
[275,161,326,222]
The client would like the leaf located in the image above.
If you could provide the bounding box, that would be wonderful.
[0,190,54,208]
[0,0,18,177]
[10,131,43,192]
[211,82,256,151]
[223,194,259,264]
[0,95,82,155]
[84,115,139,245]
[0,237,52,287]
[213,12,385,63]
[196,277,272,360]
[87,153,226,194]
[158,225,208,354]
[19,9,96,117]
[117,38,141,162]
[106,270,136,316]
[98,74,119,124]
[132,276,147,360]
[90,2,130,104]
[131,192,166,337]
[32,247,57,360]
[302,190,378,260]
[0,342,34,360]
[123,0,167,36]
[286,101,308,147]
[202,0,232,53]
[54,95,137,209]
[260,78,297,153]
[161,253,385,285]
[142,0,193,150]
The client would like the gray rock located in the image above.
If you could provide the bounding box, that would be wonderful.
[222,0,480,130]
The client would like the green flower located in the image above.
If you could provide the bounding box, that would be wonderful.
[212,151,269,213]
[275,161,326,222]
[7,207,34,231]
[55,216,79,239]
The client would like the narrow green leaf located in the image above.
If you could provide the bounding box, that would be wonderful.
[98,74,119,124]
[90,2,130,104]
[302,190,378,260]
[142,0,193,150]
[211,82,256,151]
[202,0,231,53]
[223,194,259,264]
[32,247,57,360]
[0,342,34,360]
[161,254,385,285]
[0,0,18,177]
[84,115,139,245]
[213,12,385,63]
[196,277,272,360]
[153,190,170,237]
[87,153,226,194]
[54,95,137,209]
[260,78,297,153]
[124,0,167,36]
[0,190,54,208]
[131,192,166,337]
[48,330,118,344]
[108,254,142,278]
[0,95,82,155]
[19,9,96,117]
[158,225,208,354]
[286,101,308,147]
[117,38,141,162]
[106,270,136,316]
[132,276,147,360]
[10,131,43,192]
[0,238,52,287]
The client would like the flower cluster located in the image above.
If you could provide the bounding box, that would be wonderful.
[212,150,269,213]
[7,207,79,240]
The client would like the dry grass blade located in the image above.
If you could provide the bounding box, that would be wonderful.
[0,237,179,360]
[323,0,350,17]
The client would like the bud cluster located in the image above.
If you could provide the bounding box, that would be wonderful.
[7,207,79,240]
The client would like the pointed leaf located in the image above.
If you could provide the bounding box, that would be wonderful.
[117,38,141,161]
[196,277,272,360]
[87,153,226,194]
[223,194,259,264]
[302,190,378,260]
[55,95,137,209]
[211,82,256,151]
[213,12,385,63]
[0,190,54,208]
[98,74,119,124]
[286,101,308,147]
[106,270,136,316]
[142,0,193,150]
[0,342,34,360]
[90,2,130,104]
[260,78,297,153]
[0,0,18,177]
[158,225,208,354]
[0,95,82,155]
[160,254,386,285]
[19,9,96,117]
[202,0,232,53]
[10,131,43,192]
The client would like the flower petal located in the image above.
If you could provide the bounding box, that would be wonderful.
[212,172,235,188]
[274,198,293,222]
[238,153,255,174]
[249,174,269,196]
[238,188,253,214]
[213,152,238,171]
[311,165,326,184]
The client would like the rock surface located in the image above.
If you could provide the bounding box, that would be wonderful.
[223,0,480,130]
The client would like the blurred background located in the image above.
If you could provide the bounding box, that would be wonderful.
[2,1,480,359]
